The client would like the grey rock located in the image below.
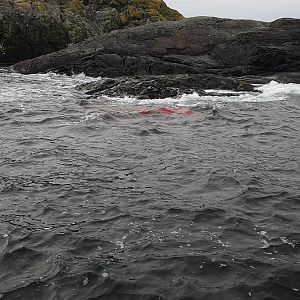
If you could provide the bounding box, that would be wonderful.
[13,17,267,75]
[13,17,300,80]
[77,74,254,99]
[0,0,183,63]
[213,18,300,75]
[12,17,300,97]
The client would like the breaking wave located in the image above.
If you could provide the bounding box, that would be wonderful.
[0,70,300,300]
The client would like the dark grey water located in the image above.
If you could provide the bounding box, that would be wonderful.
[1,70,300,300]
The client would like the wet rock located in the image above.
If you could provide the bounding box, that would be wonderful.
[77,74,254,99]
[13,17,300,83]
[213,18,300,74]
[13,17,265,75]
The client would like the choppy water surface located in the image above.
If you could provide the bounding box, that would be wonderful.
[1,69,300,300]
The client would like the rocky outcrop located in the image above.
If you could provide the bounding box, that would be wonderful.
[13,16,300,98]
[13,17,300,78]
[0,11,69,64]
[213,18,300,75]
[0,0,183,63]
[77,74,254,99]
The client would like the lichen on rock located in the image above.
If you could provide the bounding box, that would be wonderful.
[0,0,183,63]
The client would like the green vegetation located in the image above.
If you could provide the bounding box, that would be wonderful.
[0,0,183,63]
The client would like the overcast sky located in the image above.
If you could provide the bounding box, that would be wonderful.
[165,0,300,21]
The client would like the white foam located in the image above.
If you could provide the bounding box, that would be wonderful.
[100,92,201,106]
[280,236,295,248]
[82,276,89,286]
[100,81,300,106]
[205,89,245,95]
[258,80,300,96]
[0,70,100,104]
[1,69,300,109]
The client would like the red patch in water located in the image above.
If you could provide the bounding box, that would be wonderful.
[140,107,192,115]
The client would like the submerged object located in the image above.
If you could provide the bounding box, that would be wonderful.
[140,107,193,115]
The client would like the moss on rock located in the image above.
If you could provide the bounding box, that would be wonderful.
[0,11,68,63]
[0,0,183,63]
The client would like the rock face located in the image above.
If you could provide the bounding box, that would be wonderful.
[213,18,300,75]
[0,11,69,64]
[13,16,300,98]
[0,0,183,63]
[14,17,300,78]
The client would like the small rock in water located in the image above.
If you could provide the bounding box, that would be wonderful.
[102,272,109,278]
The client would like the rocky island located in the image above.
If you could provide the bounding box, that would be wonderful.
[3,0,300,98]
[1,3,300,300]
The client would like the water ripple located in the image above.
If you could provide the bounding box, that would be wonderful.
[0,71,300,299]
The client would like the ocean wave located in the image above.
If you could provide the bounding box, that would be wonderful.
[1,69,300,299]
[1,69,300,107]
[98,81,300,106]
